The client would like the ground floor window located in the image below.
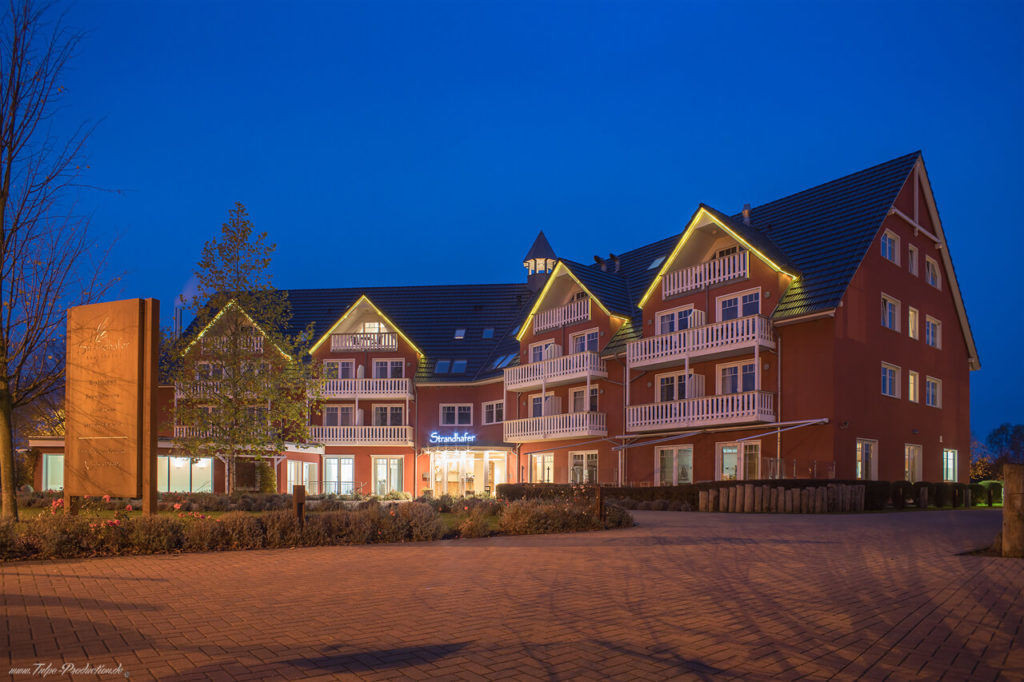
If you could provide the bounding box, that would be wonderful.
[942,449,957,482]
[656,446,692,485]
[715,442,759,481]
[287,460,318,493]
[372,457,403,495]
[532,453,553,483]
[42,453,64,491]
[158,456,214,493]
[323,456,355,495]
[569,452,598,483]
[856,439,878,480]
[431,450,507,496]
[904,444,922,483]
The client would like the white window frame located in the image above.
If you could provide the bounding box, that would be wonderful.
[925,316,942,349]
[529,339,557,363]
[907,244,919,276]
[942,449,958,482]
[881,362,900,398]
[716,287,761,322]
[532,452,554,483]
[716,360,756,395]
[323,455,355,495]
[482,400,504,425]
[372,358,404,378]
[569,386,598,413]
[656,305,695,335]
[372,403,404,426]
[907,370,919,403]
[856,438,879,481]
[371,455,404,495]
[925,376,942,408]
[439,403,473,426]
[528,391,557,418]
[656,369,695,402]
[880,293,901,332]
[904,444,922,483]
[569,451,599,484]
[925,256,942,289]
[655,445,693,486]
[881,230,900,264]
[908,307,919,340]
[569,328,599,354]
[714,441,760,481]
[323,359,355,380]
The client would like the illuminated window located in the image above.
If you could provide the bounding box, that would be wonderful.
[157,456,213,493]
[881,363,900,398]
[454,328,466,340]
[908,307,919,340]
[532,453,553,483]
[925,317,941,349]
[942,449,957,482]
[657,446,692,485]
[715,442,759,481]
[881,294,900,332]
[569,452,598,484]
[323,456,355,495]
[908,244,919,276]
[908,371,919,403]
[372,457,403,495]
[856,439,877,480]
[43,454,64,491]
[881,230,900,264]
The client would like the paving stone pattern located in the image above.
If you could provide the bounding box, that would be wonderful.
[2,510,1021,681]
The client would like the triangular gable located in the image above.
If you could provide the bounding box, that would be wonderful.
[515,261,626,341]
[183,299,290,360]
[308,294,424,356]
[888,157,980,370]
[638,204,800,308]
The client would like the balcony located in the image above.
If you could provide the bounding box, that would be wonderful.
[504,351,607,392]
[310,425,413,446]
[201,335,263,353]
[628,315,775,369]
[173,425,212,439]
[330,332,398,352]
[503,411,607,443]
[663,251,748,298]
[627,391,775,432]
[322,377,413,399]
[175,380,221,398]
[534,299,590,334]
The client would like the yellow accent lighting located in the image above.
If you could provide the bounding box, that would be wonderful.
[515,261,616,341]
[182,299,291,360]
[308,295,424,357]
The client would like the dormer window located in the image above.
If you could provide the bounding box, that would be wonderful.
[648,256,666,270]
[454,328,466,340]
[482,327,494,339]
[451,359,467,373]
[435,360,450,374]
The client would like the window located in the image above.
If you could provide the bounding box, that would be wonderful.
[482,400,504,425]
[530,393,559,418]
[925,256,941,289]
[715,245,739,259]
[657,306,695,335]
[532,453,553,483]
[648,256,666,270]
[361,321,386,335]
[908,371,919,403]
[904,444,922,483]
[657,446,692,485]
[569,452,598,484]
[658,371,695,402]
[719,362,756,394]
[482,327,494,339]
[450,359,468,373]
[287,460,319,493]
[43,453,64,491]
[856,439,878,480]
[373,405,404,426]
[323,360,354,380]
[530,340,557,363]
[158,456,214,493]
[441,404,472,426]
[881,230,899,264]
[880,294,900,332]
[715,442,759,481]
[881,363,900,398]
[925,377,941,408]
[717,289,759,322]
[492,352,517,369]
[373,359,403,378]
[454,328,466,340]
[570,387,598,413]
[908,245,919,276]
[434,360,451,374]
[570,329,599,354]
[372,457,403,495]
[942,449,958,482]
[323,456,355,495]
[925,316,942,349]
[908,307,919,340]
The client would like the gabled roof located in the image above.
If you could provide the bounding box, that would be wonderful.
[182,298,290,360]
[514,260,631,341]
[523,230,557,262]
[308,294,425,357]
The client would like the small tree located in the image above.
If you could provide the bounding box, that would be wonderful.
[970,438,997,483]
[986,423,1024,470]
[169,203,319,493]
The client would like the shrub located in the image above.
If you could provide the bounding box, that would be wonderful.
[262,510,302,548]
[932,483,953,508]
[0,517,21,559]
[458,507,492,538]
[218,512,264,549]
[182,516,228,552]
[129,516,184,554]
[602,503,634,529]
[968,483,985,507]
[24,513,91,559]
[890,481,913,509]
[498,500,602,535]
[980,481,1003,505]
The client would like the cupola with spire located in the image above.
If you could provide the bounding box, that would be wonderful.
[523,230,557,292]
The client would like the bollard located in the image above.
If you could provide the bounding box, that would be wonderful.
[595,485,605,522]
[292,484,306,528]
[1003,464,1024,558]
[699,490,708,512]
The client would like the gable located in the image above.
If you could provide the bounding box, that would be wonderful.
[515,261,625,341]
[308,295,424,357]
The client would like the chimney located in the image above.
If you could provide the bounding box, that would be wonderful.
[594,255,606,272]
[608,253,620,273]
[742,204,751,226]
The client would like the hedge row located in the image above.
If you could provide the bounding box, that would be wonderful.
[496,479,984,512]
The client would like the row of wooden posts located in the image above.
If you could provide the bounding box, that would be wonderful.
[698,483,867,513]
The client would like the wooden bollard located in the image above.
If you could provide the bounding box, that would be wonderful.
[1003,464,1024,558]
[856,485,866,512]
[816,487,826,514]
[784,489,792,513]
[292,484,306,527]
[734,485,743,513]
[719,488,729,512]
[776,487,784,513]
[699,490,708,512]
[754,485,763,513]
[744,484,754,513]
[918,486,928,509]
[709,489,718,512]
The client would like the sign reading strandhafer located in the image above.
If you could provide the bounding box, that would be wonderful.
[429,431,477,444]
[65,299,153,498]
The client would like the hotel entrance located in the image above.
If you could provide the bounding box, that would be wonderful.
[428,449,508,497]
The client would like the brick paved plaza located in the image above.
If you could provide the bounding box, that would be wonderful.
[2,509,1020,681]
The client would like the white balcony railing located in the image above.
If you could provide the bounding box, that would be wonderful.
[330,332,398,352]
[627,391,775,432]
[322,377,412,399]
[310,425,413,446]
[663,251,748,298]
[201,335,264,353]
[173,425,212,439]
[628,315,775,368]
[534,299,590,334]
[503,411,607,443]
[504,351,607,392]
[175,380,221,398]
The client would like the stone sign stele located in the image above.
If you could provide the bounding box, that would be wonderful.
[65,298,159,513]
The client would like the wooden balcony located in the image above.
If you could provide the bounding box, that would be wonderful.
[503,411,607,443]
[627,391,775,432]
[534,299,590,334]
[310,425,413,446]
[628,315,775,369]
[663,251,748,298]
[322,377,413,399]
[504,351,606,392]
[330,332,398,352]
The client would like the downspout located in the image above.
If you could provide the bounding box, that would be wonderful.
[776,335,782,479]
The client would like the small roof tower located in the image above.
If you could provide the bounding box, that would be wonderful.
[523,231,557,292]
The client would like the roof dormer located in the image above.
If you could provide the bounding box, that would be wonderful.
[309,295,423,356]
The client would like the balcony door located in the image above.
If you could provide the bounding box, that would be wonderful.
[532,453,554,483]
[904,444,922,483]
[716,442,760,481]
[656,446,692,485]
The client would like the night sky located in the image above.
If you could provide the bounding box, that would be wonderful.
[54,0,1022,437]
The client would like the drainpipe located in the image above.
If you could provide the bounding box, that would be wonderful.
[776,335,782,479]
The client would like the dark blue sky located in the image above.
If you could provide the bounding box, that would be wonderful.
[59,0,1022,436]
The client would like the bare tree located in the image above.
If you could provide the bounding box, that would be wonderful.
[0,0,114,519]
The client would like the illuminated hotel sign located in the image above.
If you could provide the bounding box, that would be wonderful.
[429,431,477,444]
